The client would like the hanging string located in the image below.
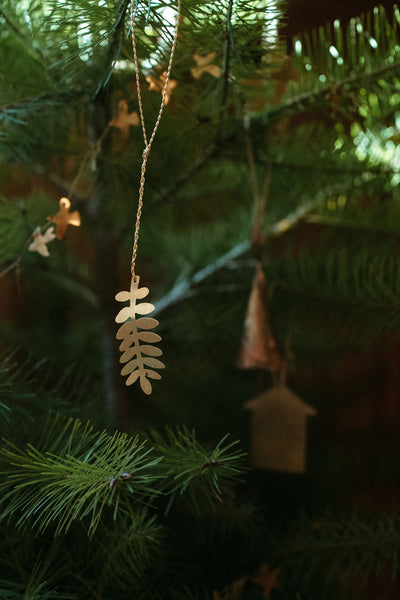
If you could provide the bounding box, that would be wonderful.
[130,0,181,276]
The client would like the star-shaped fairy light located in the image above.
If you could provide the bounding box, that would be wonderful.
[28,226,56,257]
[191,52,221,79]
[252,564,281,599]
[109,99,140,141]
[146,70,178,105]
[47,197,81,240]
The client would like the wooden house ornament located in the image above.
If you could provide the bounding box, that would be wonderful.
[245,382,316,473]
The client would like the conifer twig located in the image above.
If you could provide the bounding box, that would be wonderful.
[220,0,235,113]
[0,227,42,280]
[152,198,331,315]
[153,141,218,206]
[0,9,45,61]
[32,164,89,203]
[269,160,391,175]
[153,240,250,316]
[153,0,235,208]
[73,573,103,600]
[259,60,400,122]
[0,258,21,279]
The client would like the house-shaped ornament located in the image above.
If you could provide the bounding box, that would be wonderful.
[245,382,316,473]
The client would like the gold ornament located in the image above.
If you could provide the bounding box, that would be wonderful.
[114,0,181,393]
[109,99,140,141]
[237,261,281,371]
[146,70,178,105]
[28,226,56,257]
[245,382,316,473]
[213,563,280,600]
[47,197,81,239]
[115,275,164,394]
[252,564,281,599]
[191,52,221,79]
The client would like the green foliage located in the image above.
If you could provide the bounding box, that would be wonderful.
[0,354,90,430]
[0,415,244,539]
[268,510,400,597]
[2,0,400,598]
[0,423,161,537]
[264,4,400,121]
[150,426,245,513]
[98,512,163,581]
[0,375,246,597]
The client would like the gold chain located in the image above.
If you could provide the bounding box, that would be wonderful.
[130,0,181,276]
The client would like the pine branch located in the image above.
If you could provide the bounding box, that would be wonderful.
[1,414,244,538]
[0,7,46,63]
[32,164,89,204]
[98,512,163,585]
[270,160,391,176]
[149,426,245,507]
[258,5,400,122]
[0,421,163,537]
[259,60,400,123]
[93,0,131,96]
[152,142,218,207]
[153,240,250,316]
[0,539,76,600]
[73,573,103,600]
[268,511,400,588]
[0,354,91,427]
[268,240,400,310]
[219,0,234,123]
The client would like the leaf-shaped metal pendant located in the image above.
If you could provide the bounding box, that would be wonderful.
[115,275,164,394]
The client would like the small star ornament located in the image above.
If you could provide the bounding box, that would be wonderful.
[28,226,56,257]
[47,197,81,239]
[191,52,221,79]
[146,70,178,104]
[109,99,140,141]
[252,564,281,599]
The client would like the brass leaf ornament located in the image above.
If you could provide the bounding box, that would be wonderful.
[115,0,181,390]
[115,275,165,394]
[47,197,81,240]
[237,261,282,371]
[109,99,140,141]
[191,52,221,79]
[28,226,56,257]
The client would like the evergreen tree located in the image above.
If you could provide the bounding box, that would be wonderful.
[1,1,400,598]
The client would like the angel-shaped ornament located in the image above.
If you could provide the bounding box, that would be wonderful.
[191,52,221,79]
[47,197,81,239]
[109,99,140,141]
[28,226,56,257]
[146,70,178,105]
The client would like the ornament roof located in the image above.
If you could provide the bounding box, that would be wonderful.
[244,382,317,416]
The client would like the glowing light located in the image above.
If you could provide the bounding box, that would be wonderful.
[329,45,339,59]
